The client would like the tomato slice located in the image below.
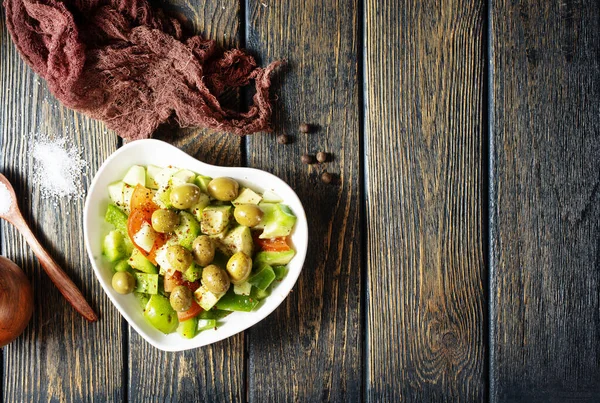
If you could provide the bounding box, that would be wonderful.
[252,232,291,251]
[177,300,202,321]
[130,184,159,212]
[127,200,165,265]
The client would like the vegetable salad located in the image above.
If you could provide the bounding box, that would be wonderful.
[102,165,296,339]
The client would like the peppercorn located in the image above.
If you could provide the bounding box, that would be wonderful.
[299,123,311,133]
[277,134,290,144]
[321,172,333,184]
[301,154,315,164]
[316,152,328,163]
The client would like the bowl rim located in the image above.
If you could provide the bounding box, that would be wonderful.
[83,139,308,351]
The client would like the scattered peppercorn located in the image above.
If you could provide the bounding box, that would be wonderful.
[316,151,328,163]
[299,123,311,133]
[301,154,315,164]
[277,134,290,144]
[321,172,333,184]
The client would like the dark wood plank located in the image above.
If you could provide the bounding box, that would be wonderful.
[127,1,246,401]
[491,1,600,401]
[245,0,362,401]
[364,1,486,400]
[0,9,123,401]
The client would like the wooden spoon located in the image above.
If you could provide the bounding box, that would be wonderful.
[0,256,33,347]
[0,174,98,322]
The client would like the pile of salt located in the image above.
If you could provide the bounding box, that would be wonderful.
[0,182,12,214]
[30,135,88,201]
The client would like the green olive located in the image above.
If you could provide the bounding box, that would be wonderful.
[234,204,264,227]
[169,285,193,312]
[166,245,193,272]
[192,235,215,266]
[170,183,201,209]
[207,177,239,201]
[112,271,136,294]
[226,252,252,285]
[151,209,180,233]
[202,264,231,294]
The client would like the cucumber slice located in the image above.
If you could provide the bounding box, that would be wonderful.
[145,165,162,189]
[104,204,128,237]
[233,188,262,205]
[123,165,146,187]
[155,166,180,187]
[257,203,297,239]
[108,181,126,207]
[184,263,202,282]
[194,175,212,194]
[189,193,211,222]
[254,250,295,266]
[102,230,129,262]
[129,248,158,274]
[261,190,283,203]
[200,205,232,235]
[114,259,131,273]
[216,225,253,257]
[153,185,172,209]
[171,169,196,186]
[135,272,159,294]
[175,211,201,249]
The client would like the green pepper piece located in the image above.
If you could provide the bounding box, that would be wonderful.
[248,264,276,291]
[215,290,259,312]
[272,265,288,281]
[198,309,231,320]
[177,317,198,339]
[197,319,217,332]
[143,294,178,334]
[251,286,271,300]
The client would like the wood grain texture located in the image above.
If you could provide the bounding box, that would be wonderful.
[364,1,486,400]
[0,7,122,401]
[245,0,362,401]
[127,1,245,402]
[490,0,600,401]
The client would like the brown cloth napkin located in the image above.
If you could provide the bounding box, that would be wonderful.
[4,0,282,140]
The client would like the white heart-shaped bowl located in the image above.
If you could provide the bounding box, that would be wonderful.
[84,139,308,351]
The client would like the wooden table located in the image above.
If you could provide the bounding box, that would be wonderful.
[1,0,599,401]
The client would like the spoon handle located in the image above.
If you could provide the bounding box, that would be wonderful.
[10,217,98,322]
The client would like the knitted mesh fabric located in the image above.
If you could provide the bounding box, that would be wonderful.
[4,0,282,139]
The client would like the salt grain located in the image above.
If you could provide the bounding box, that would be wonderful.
[30,135,88,201]
[0,183,12,214]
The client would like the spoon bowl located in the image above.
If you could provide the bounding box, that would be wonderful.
[0,256,33,347]
[0,173,97,322]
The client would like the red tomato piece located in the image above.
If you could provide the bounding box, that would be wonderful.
[252,232,291,252]
[130,184,159,212]
[127,205,165,265]
[177,300,202,321]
